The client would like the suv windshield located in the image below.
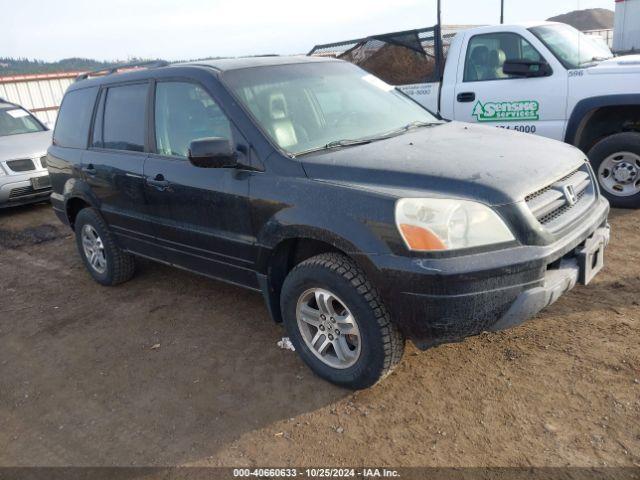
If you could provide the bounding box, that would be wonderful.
[223,62,439,155]
[0,106,45,137]
[530,24,613,69]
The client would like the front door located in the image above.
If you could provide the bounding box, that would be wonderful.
[143,80,257,289]
[453,30,568,141]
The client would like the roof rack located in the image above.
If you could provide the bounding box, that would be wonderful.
[75,60,170,82]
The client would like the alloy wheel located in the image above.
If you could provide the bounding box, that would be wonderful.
[296,288,361,369]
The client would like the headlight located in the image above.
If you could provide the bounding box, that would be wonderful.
[395,198,515,251]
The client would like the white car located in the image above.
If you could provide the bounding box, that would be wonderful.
[0,100,52,207]
[398,22,640,208]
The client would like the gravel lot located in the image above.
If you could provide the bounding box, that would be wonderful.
[0,202,638,468]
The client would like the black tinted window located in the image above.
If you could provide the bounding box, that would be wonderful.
[53,87,98,148]
[102,83,147,152]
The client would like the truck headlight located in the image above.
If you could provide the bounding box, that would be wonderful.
[395,198,515,251]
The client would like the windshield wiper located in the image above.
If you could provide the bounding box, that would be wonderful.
[371,120,439,140]
[294,138,372,157]
[293,121,439,157]
[579,56,611,67]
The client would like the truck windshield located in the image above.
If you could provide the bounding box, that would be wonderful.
[0,107,45,137]
[530,24,613,69]
[223,62,439,155]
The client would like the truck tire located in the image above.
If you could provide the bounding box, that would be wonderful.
[280,253,405,389]
[588,132,640,208]
[74,207,135,286]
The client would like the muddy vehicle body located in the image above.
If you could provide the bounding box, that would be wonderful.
[48,57,609,388]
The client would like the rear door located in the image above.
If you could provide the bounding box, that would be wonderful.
[453,29,568,140]
[143,80,257,288]
[83,81,157,252]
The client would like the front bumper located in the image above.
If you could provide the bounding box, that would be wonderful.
[359,196,610,349]
[0,171,51,207]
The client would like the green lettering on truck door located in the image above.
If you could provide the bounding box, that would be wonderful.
[472,100,540,122]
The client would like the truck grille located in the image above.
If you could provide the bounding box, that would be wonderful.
[525,163,596,232]
[6,158,36,172]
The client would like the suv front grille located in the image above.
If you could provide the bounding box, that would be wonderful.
[6,158,36,172]
[525,163,596,232]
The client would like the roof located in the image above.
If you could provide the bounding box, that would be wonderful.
[463,21,557,34]
[68,55,339,91]
[181,55,337,71]
[0,102,15,109]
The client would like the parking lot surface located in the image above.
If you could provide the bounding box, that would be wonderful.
[0,203,638,467]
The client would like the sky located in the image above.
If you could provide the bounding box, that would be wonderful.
[1,0,615,61]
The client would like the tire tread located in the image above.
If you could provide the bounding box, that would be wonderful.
[290,253,404,384]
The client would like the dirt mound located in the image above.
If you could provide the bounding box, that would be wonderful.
[547,8,614,31]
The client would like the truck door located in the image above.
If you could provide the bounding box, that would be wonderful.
[453,30,568,141]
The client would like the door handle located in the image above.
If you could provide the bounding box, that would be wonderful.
[82,164,96,175]
[146,173,170,191]
[457,92,476,103]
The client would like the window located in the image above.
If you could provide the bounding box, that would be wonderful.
[464,33,544,82]
[530,24,612,70]
[0,107,45,137]
[100,83,147,152]
[223,62,438,155]
[53,87,98,148]
[154,82,232,158]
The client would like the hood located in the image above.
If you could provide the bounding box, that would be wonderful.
[300,122,586,206]
[0,130,52,161]
[586,55,640,75]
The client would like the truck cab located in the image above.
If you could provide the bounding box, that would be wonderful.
[400,22,640,208]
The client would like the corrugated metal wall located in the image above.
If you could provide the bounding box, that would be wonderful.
[0,72,79,125]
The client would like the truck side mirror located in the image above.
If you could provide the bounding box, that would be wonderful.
[188,137,238,168]
[503,60,552,78]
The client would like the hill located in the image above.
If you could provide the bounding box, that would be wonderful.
[0,57,142,76]
[547,8,614,31]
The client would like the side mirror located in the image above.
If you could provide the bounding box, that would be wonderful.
[503,60,552,78]
[188,137,237,168]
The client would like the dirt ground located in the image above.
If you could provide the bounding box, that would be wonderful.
[0,202,638,468]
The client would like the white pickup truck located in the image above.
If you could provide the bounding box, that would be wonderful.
[398,22,640,208]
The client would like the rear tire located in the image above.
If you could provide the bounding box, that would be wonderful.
[280,253,405,389]
[588,132,640,208]
[74,208,135,286]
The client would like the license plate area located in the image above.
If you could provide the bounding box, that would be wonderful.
[577,230,606,285]
[31,175,51,190]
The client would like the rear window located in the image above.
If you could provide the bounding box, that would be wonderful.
[101,83,147,152]
[53,87,98,148]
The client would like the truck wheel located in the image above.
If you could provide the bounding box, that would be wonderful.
[588,132,640,208]
[280,253,405,389]
[74,208,135,286]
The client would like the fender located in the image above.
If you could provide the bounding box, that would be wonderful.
[58,177,101,225]
[565,94,640,147]
[254,204,391,275]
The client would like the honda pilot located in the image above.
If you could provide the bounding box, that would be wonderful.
[47,57,610,389]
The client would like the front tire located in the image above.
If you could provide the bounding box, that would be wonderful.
[588,132,640,208]
[74,208,135,286]
[280,253,405,389]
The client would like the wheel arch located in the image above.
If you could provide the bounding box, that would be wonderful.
[566,95,640,153]
[60,177,101,229]
[257,230,362,324]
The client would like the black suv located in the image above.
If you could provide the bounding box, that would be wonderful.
[48,57,610,389]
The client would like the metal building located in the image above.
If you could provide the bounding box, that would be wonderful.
[0,72,79,125]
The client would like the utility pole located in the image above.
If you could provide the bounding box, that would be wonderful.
[435,0,444,81]
[500,0,504,24]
